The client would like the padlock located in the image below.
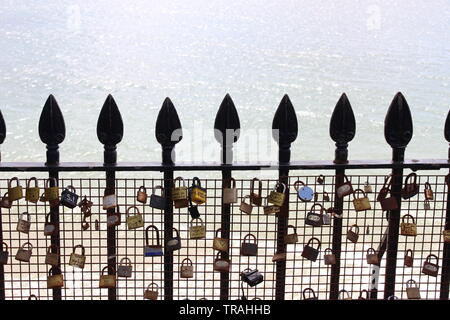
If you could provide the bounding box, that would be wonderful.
[78,196,93,216]
[404,249,414,267]
[180,258,194,278]
[366,247,379,265]
[45,244,60,267]
[7,177,23,202]
[272,251,286,262]
[102,188,117,210]
[294,180,314,202]
[443,229,450,243]
[302,288,318,300]
[0,242,9,265]
[323,248,336,265]
[240,268,263,287]
[352,189,371,211]
[15,242,33,262]
[47,267,64,289]
[126,206,144,230]
[346,224,360,243]
[358,290,369,300]
[107,206,121,228]
[424,200,431,210]
[402,172,419,200]
[223,178,238,204]
[268,182,287,207]
[240,233,258,256]
[166,227,182,252]
[305,203,324,227]
[322,208,332,225]
[189,218,206,239]
[144,225,164,257]
[25,177,40,203]
[423,182,433,200]
[336,175,353,198]
[379,196,398,211]
[284,225,298,244]
[149,186,166,210]
[16,212,31,234]
[322,191,331,202]
[99,266,116,288]
[0,192,12,209]
[172,177,189,208]
[69,244,86,269]
[213,228,229,252]
[117,257,133,278]
[28,295,38,300]
[301,237,321,262]
[377,175,392,202]
[405,279,421,299]
[188,200,200,219]
[338,289,352,300]
[60,185,79,209]
[44,178,59,202]
[44,212,58,236]
[263,197,280,215]
[317,175,325,184]
[144,283,159,300]
[189,177,207,205]
[239,196,253,215]
[213,252,231,272]
[137,186,148,204]
[363,181,373,194]
[249,178,263,206]
[422,254,439,277]
[400,214,417,237]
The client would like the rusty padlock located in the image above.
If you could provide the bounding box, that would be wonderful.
[69,244,86,269]
[137,185,148,204]
[422,254,439,277]
[8,177,23,202]
[172,177,189,208]
[346,224,360,243]
[301,237,321,262]
[15,242,33,262]
[404,249,414,267]
[45,244,60,267]
[103,188,117,210]
[0,192,12,209]
[144,282,159,300]
[144,225,164,257]
[44,212,58,236]
[402,172,419,200]
[366,247,379,265]
[117,257,133,278]
[213,251,231,272]
[249,178,263,206]
[305,203,324,227]
[0,242,9,265]
[302,288,318,300]
[323,248,336,265]
[400,214,417,237]
[189,177,207,205]
[166,227,182,252]
[352,189,371,211]
[16,212,31,234]
[126,205,144,230]
[336,175,353,198]
[405,279,421,299]
[424,182,433,200]
[268,182,287,207]
[284,225,298,244]
[223,178,238,204]
[47,267,64,289]
[239,195,253,215]
[99,266,116,288]
[180,258,194,278]
[240,233,258,256]
[25,177,40,203]
[189,217,206,239]
[107,206,121,228]
[213,228,229,252]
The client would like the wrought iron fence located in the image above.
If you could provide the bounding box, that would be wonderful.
[0,92,449,300]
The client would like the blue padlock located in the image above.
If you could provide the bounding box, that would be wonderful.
[294,180,314,202]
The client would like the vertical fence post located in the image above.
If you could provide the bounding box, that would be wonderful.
[156,98,182,300]
[329,93,355,299]
[214,94,240,300]
[440,110,450,299]
[272,95,298,300]
[383,92,413,298]
[97,95,123,300]
[0,110,6,300]
[38,95,66,300]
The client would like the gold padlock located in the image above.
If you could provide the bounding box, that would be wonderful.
[263,198,280,215]
[16,212,31,234]
[99,266,116,288]
[126,206,144,230]
[137,186,148,204]
[189,218,206,239]
[144,282,159,300]
[15,242,33,262]
[424,182,433,200]
[47,267,64,289]
[25,177,40,203]
[190,177,206,205]
[172,177,188,208]
[268,182,287,207]
[69,244,86,269]
[222,178,238,204]
[45,244,60,267]
[400,214,417,237]
[180,258,194,278]
[213,228,229,252]
[44,178,59,202]
[8,177,23,202]
[352,189,371,211]
[239,196,253,215]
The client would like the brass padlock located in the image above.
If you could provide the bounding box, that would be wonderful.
[0,242,9,265]
[423,182,433,200]
[189,218,206,239]
[402,172,419,200]
[172,177,189,208]
[15,242,33,262]
[284,225,298,244]
[338,289,352,300]
[44,178,59,202]
[180,258,194,278]
[249,178,263,206]
[0,192,12,209]
[117,257,133,278]
[346,224,360,243]
[422,254,439,277]
[305,203,324,227]
[443,229,450,243]
[25,177,40,203]
[294,180,314,202]
[47,267,64,289]
[363,181,373,194]
[405,279,421,299]
[366,248,379,265]
[99,266,116,288]
[404,249,414,267]
[16,212,31,234]
[336,175,353,198]
[239,196,253,215]
[126,206,144,230]
[323,248,336,265]
[69,244,86,269]
[189,177,206,205]
[44,212,58,236]
[144,282,159,300]
[302,288,318,300]
[400,214,417,237]
[144,225,164,256]
[213,252,231,272]
[223,178,238,204]
[301,237,321,262]
[213,228,229,252]
[45,244,60,267]
[137,186,148,204]
[268,182,287,207]
[352,189,371,212]
[166,227,182,252]
[149,186,166,210]
[263,197,280,215]
[240,233,258,256]
[8,177,23,202]
[272,251,286,262]
[107,206,121,228]
[103,188,117,210]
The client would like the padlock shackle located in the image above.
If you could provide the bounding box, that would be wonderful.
[406,279,418,288]
[405,249,414,258]
[358,289,369,299]
[302,288,316,299]
[424,181,431,190]
[243,233,257,243]
[367,247,376,255]
[306,237,321,249]
[215,228,222,237]
[72,244,85,256]
[8,177,20,188]
[126,205,141,217]
[22,242,33,250]
[174,176,186,187]
[172,227,180,238]
[191,177,202,187]
[190,217,204,227]
[224,177,236,188]
[101,265,116,275]
[65,185,76,193]
[27,177,38,188]
[28,294,38,300]
[349,224,360,234]
[293,180,305,191]
[47,244,59,254]
[381,174,393,190]
[250,178,262,196]
[147,282,159,290]
[119,257,132,266]
[425,254,438,263]
[274,181,286,193]
[310,203,324,213]
[352,188,367,199]
[181,257,193,266]
[324,248,333,254]
[20,212,31,221]
[402,214,415,224]
[152,185,164,196]
[145,225,161,246]
[1,241,8,252]
[404,172,417,185]
[48,266,62,276]
[45,212,52,223]
[338,289,351,299]
[45,177,58,188]
[287,224,297,234]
